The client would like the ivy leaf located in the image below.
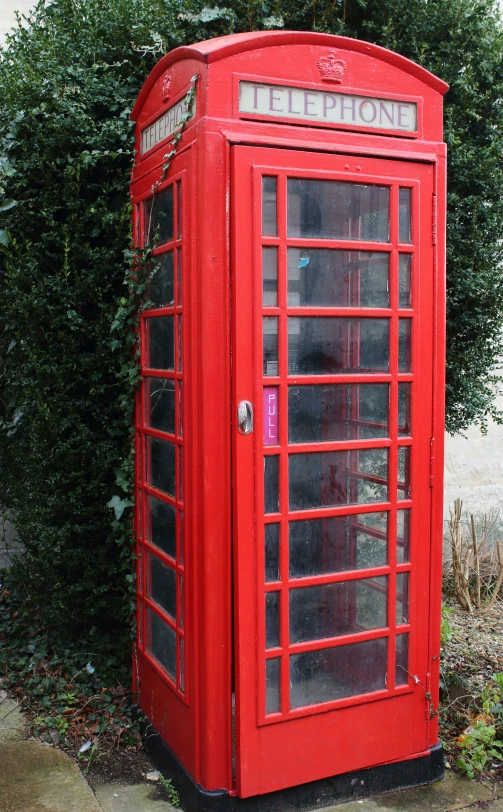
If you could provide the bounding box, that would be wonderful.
[106,495,133,520]
[0,229,10,246]
[0,198,17,212]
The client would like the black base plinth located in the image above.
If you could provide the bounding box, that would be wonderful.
[143,724,444,812]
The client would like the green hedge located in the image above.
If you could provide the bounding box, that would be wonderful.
[1,0,502,660]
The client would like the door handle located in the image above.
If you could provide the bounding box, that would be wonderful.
[237,400,254,435]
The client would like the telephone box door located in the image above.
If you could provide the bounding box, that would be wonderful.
[232,146,435,798]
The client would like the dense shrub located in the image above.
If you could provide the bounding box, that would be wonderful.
[1,0,502,662]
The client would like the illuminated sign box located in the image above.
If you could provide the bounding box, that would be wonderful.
[239,81,417,133]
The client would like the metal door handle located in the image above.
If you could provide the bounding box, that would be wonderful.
[237,400,254,434]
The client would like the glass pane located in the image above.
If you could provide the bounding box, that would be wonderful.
[177,381,183,438]
[289,448,388,510]
[398,383,411,436]
[136,489,143,539]
[266,592,280,648]
[264,455,279,514]
[145,378,175,434]
[264,317,278,376]
[152,185,174,245]
[288,318,389,375]
[179,511,184,566]
[398,319,412,372]
[148,608,176,679]
[266,658,280,714]
[178,446,183,501]
[179,575,184,630]
[149,554,176,619]
[287,179,390,242]
[177,315,183,371]
[397,509,410,564]
[265,523,280,581]
[177,180,182,240]
[397,447,411,500]
[399,254,412,308]
[150,251,174,308]
[290,638,387,708]
[143,197,152,243]
[288,384,389,443]
[399,188,412,244]
[177,247,182,305]
[290,576,387,643]
[263,247,278,307]
[289,513,388,577]
[287,249,389,308]
[146,316,174,370]
[396,633,409,686]
[262,177,277,236]
[147,436,175,497]
[396,573,409,625]
[148,495,176,559]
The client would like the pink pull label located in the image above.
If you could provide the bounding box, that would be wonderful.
[263,387,278,445]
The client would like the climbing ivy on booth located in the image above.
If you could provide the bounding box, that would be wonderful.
[1,0,503,682]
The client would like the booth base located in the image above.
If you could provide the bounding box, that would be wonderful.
[143,725,445,812]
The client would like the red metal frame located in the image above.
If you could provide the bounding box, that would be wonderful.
[130,30,447,799]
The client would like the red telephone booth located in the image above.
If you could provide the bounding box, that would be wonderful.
[131,31,448,810]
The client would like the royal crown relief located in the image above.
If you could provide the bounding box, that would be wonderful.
[239,50,417,134]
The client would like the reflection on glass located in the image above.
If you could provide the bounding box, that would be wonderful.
[263,247,278,306]
[179,511,184,566]
[145,378,175,434]
[266,658,280,714]
[287,179,390,242]
[152,185,174,245]
[149,554,176,619]
[397,509,410,564]
[262,177,277,236]
[179,574,184,630]
[143,197,152,243]
[288,384,389,443]
[289,513,388,577]
[396,573,409,625]
[148,436,175,497]
[264,317,278,376]
[148,495,176,559]
[266,592,280,648]
[265,523,280,581]
[398,319,412,373]
[396,633,409,686]
[398,383,411,436]
[287,249,389,308]
[290,638,387,708]
[178,446,183,501]
[136,489,143,539]
[177,315,183,371]
[288,318,389,375]
[290,577,387,643]
[399,254,412,308]
[177,180,182,240]
[177,381,183,438]
[148,608,176,679]
[289,448,388,510]
[264,456,279,514]
[177,248,182,305]
[399,188,412,244]
[149,251,174,307]
[398,447,411,500]
[146,316,174,370]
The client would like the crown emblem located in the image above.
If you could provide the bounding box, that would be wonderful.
[317,50,346,84]
[161,73,172,102]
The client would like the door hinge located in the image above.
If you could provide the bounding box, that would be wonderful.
[432,194,437,245]
[429,437,435,487]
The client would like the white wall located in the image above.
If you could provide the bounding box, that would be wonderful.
[0,0,35,45]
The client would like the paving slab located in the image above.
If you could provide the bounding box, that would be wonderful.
[94,782,177,811]
[0,689,26,742]
[0,740,102,812]
[322,772,494,811]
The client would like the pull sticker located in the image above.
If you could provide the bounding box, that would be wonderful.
[263,387,278,445]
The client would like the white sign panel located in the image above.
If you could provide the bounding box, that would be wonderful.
[239,81,417,133]
[141,94,196,155]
